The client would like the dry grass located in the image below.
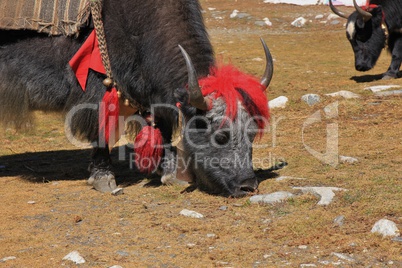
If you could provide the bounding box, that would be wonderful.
[0,1,401,267]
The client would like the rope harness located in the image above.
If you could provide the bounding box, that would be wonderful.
[90,0,145,112]
[87,0,164,172]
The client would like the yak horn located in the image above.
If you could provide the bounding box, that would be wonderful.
[329,0,349,19]
[260,38,274,90]
[178,45,210,110]
[353,0,372,22]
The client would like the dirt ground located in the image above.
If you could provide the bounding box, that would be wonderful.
[1,1,402,267]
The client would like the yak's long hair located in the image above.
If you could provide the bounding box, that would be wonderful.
[0,0,213,143]
[199,65,269,130]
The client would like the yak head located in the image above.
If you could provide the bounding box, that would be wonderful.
[175,39,273,198]
[329,0,387,71]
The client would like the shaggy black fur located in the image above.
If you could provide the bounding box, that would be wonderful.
[0,0,213,191]
[345,0,402,78]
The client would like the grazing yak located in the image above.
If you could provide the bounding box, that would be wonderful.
[0,0,273,197]
[330,0,402,79]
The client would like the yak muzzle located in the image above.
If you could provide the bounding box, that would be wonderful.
[232,177,259,197]
[355,63,372,72]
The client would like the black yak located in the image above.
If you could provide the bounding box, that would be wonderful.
[0,0,273,197]
[330,0,402,79]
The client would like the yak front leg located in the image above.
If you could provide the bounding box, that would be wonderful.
[88,146,117,192]
[383,34,402,79]
[89,99,138,192]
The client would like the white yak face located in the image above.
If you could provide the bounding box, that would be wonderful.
[346,21,356,41]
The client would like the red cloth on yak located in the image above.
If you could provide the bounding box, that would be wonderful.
[69,30,119,144]
[69,30,106,91]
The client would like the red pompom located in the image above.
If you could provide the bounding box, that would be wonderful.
[134,126,164,173]
[198,65,269,130]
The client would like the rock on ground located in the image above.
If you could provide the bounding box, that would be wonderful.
[339,155,358,164]
[293,186,347,206]
[371,219,400,237]
[0,256,16,263]
[364,85,401,93]
[331,252,356,262]
[375,89,402,97]
[275,176,306,182]
[291,17,307,27]
[301,94,320,106]
[327,14,340,20]
[333,215,345,227]
[268,96,288,109]
[326,90,360,99]
[62,251,86,264]
[180,209,204,219]
[249,191,295,204]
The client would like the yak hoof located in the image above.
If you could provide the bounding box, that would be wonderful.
[161,173,189,186]
[88,170,117,192]
[382,74,396,80]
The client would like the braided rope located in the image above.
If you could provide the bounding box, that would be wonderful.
[89,0,146,112]
[90,0,112,80]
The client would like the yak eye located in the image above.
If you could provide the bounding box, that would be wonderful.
[214,131,230,145]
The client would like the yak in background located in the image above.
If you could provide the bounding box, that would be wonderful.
[330,0,402,79]
[0,0,274,197]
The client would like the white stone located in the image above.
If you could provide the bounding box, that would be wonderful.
[332,252,355,262]
[268,96,288,109]
[180,209,204,219]
[327,14,340,20]
[0,256,16,262]
[249,191,295,204]
[339,155,358,164]
[263,17,272,26]
[109,266,123,268]
[333,215,345,226]
[325,90,361,99]
[291,17,307,27]
[301,94,320,106]
[230,9,239,19]
[371,219,400,237]
[62,251,86,264]
[293,187,347,205]
[315,14,324,19]
[375,89,402,97]
[364,85,401,93]
[275,176,306,182]
[27,201,36,204]
[187,243,196,248]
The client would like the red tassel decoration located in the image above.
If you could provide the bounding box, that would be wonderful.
[134,126,164,173]
[99,87,119,145]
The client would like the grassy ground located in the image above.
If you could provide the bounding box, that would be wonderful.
[0,1,401,267]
